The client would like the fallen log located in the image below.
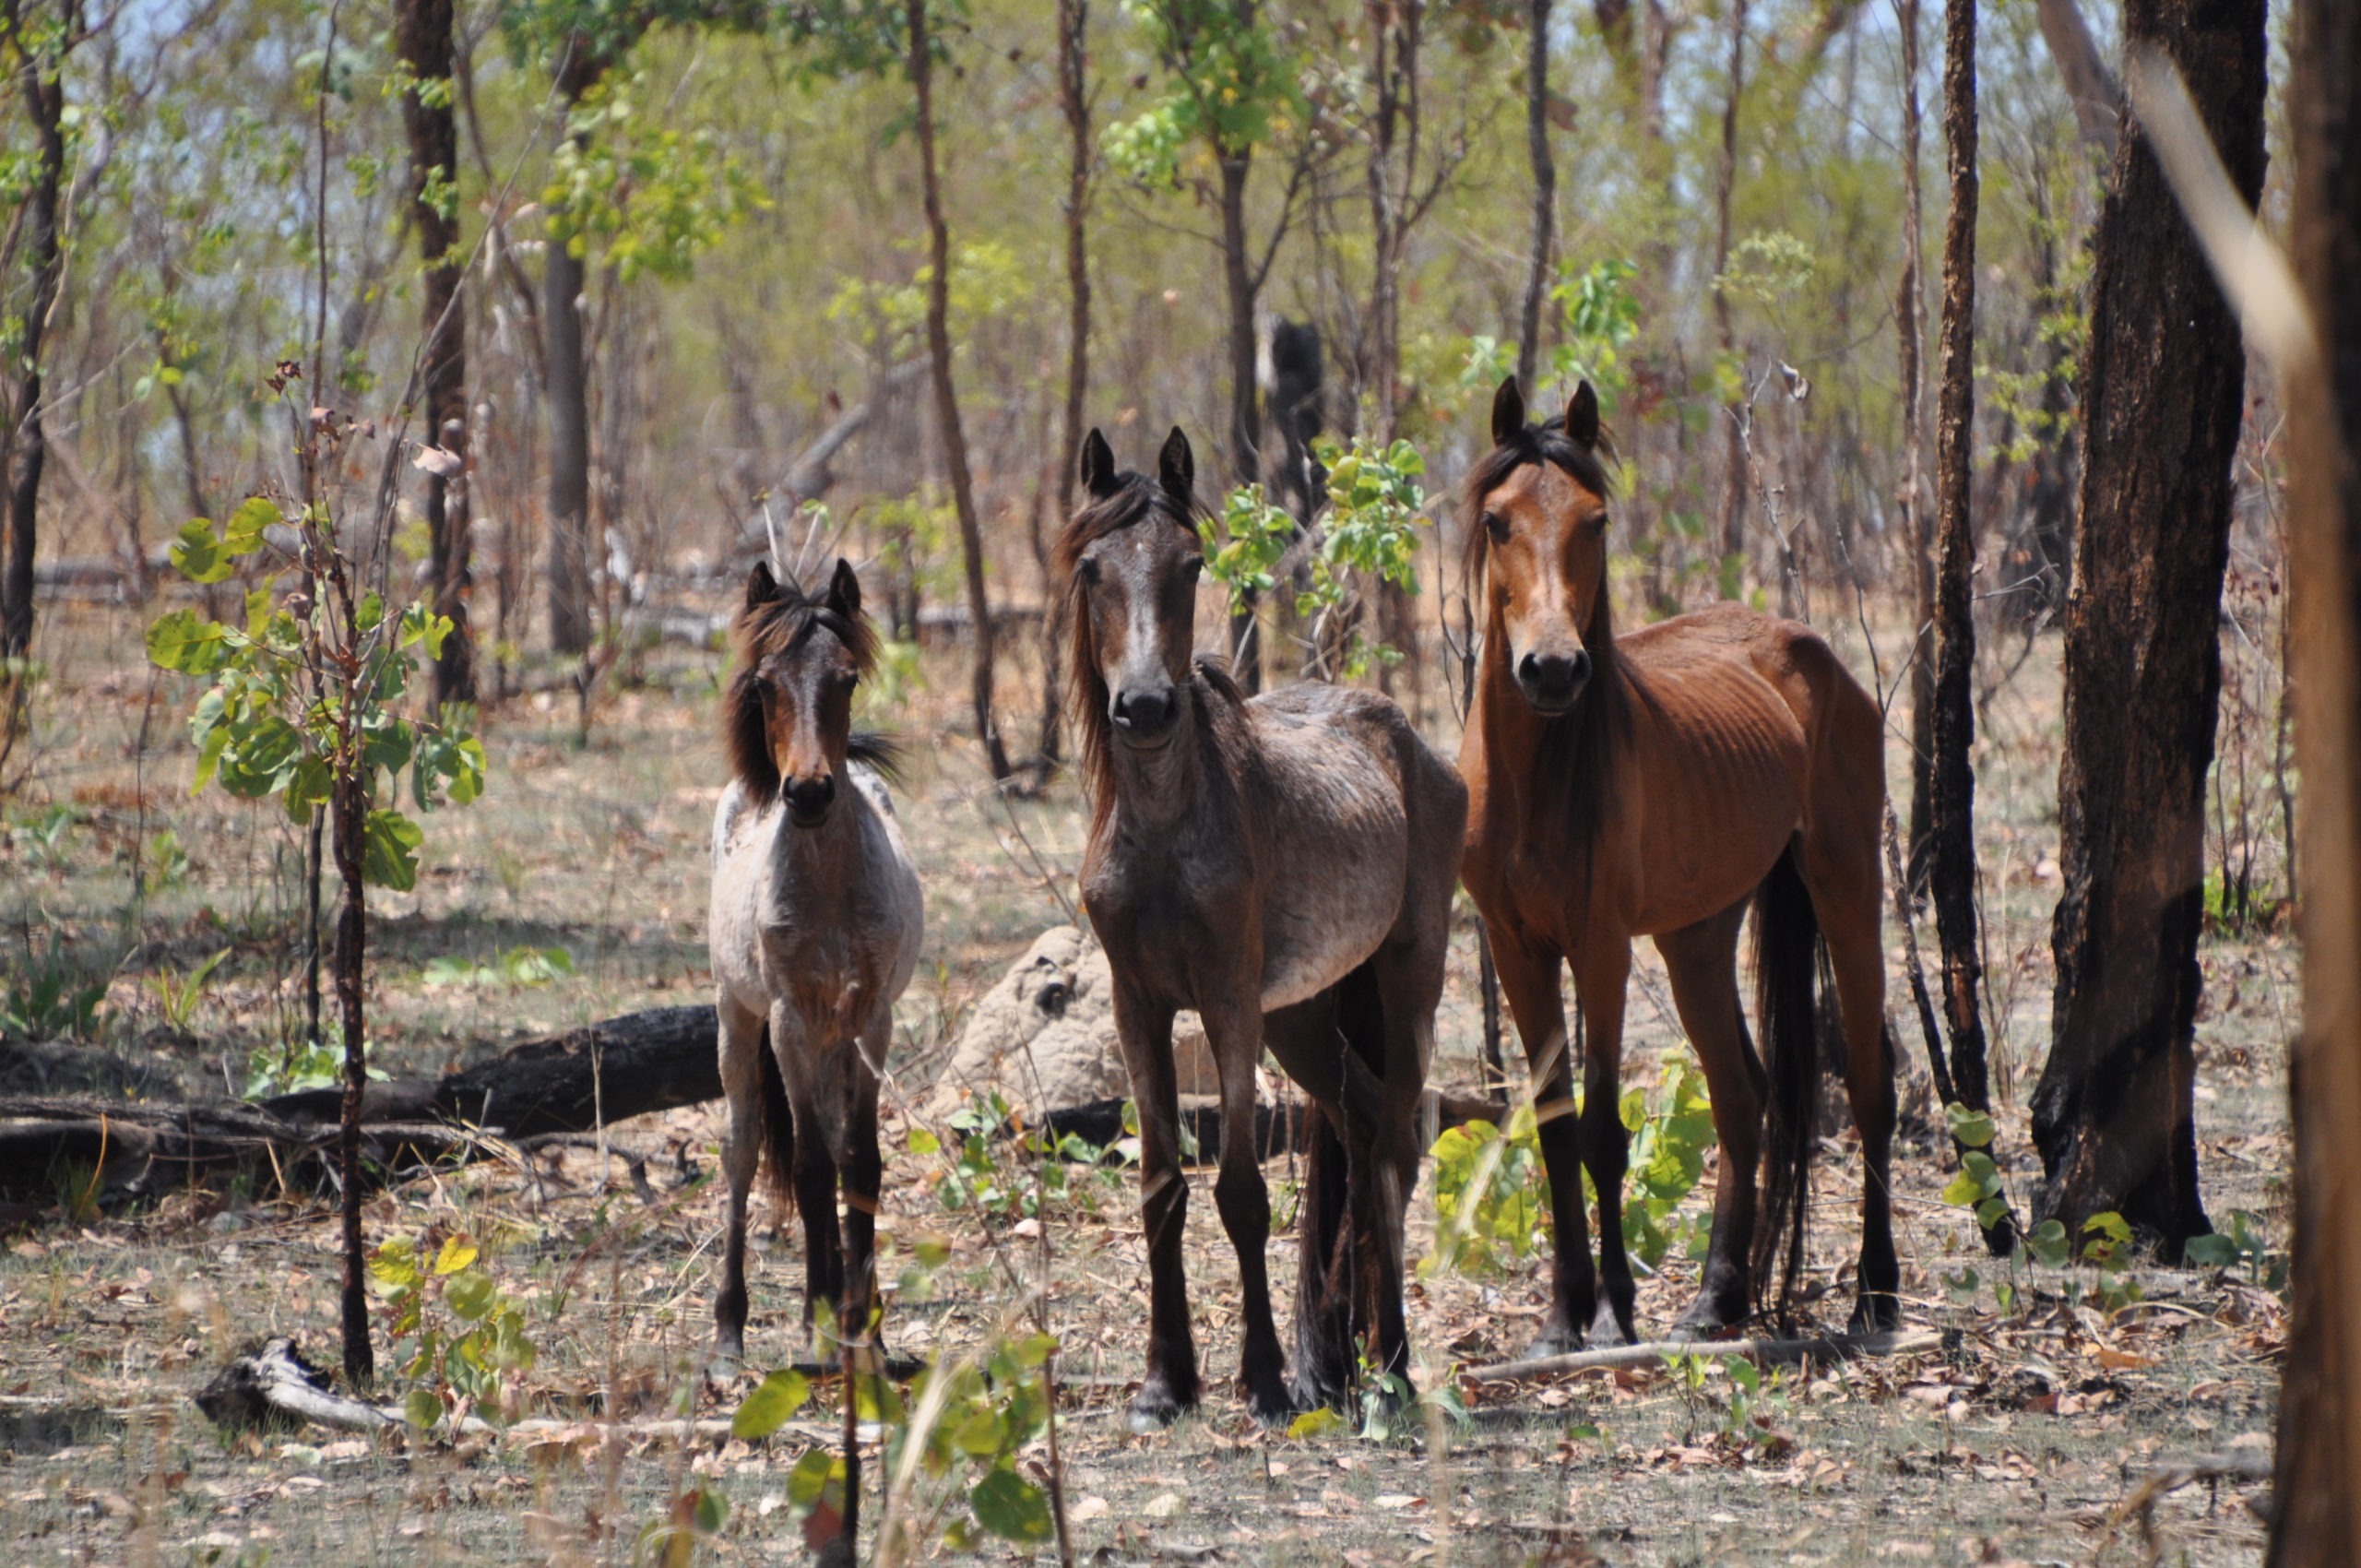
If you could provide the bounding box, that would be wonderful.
[1458,1327,1945,1384]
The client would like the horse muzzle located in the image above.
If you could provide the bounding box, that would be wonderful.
[1515,648,1593,716]
[784,774,837,828]
[1110,683,1180,749]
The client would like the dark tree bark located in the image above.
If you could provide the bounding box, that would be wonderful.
[1514,0,1555,392]
[2035,0,2266,1254]
[396,0,474,704]
[0,0,75,661]
[329,773,372,1385]
[1217,148,1264,692]
[908,0,1010,780]
[543,42,607,658]
[1037,0,1091,781]
[1896,0,1939,897]
[1710,0,1749,567]
[2269,0,2361,1554]
[1928,0,1988,1117]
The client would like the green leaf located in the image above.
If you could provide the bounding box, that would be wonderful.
[692,1486,727,1535]
[1287,1407,1342,1440]
[730,1369,812,1439]
[403,1388,443,1429]
[785,1447,843,1512]
[1944,1103,1996,1149]
[1975,1195,2011,1229]
[433,1237,479,1275]
[908,1126,941,1156]
[169,517,235,584]
[225,496,280,551]
[362,810,425,891]
[1940,1169,1986,1207]
[444,1269,497,1321]
[969,1467,1054,1543]
[950,1407,1006,1456]
[147,608,235,674]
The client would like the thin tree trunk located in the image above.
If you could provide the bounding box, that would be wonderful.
[1038,0,1091,782]
[2034,0,2266,1256]
[330,772,372,1385]
[397,0,473,704]
[909,0,1010,780]
[543,44,604,659]
[1928,0,1988,1120]
[1218,148,1263,693]
[1711,0,1750,569]
[2272,0,2361,1550]
[1895,0,1938,892]
[0,0,73,660]
[1514,0,1555,392]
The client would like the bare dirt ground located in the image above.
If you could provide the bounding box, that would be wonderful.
[0,596,2290,1565]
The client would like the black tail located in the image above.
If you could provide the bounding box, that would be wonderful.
[755,1022,797,1212]
[1751,839,1823,1326]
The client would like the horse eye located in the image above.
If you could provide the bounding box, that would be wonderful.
[1078,555,1101,585]
[1182,556,1204,580]
[1484,510,1510,542]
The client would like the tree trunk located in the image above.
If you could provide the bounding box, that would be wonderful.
[1895,0,1938,897]
[1711,0,1750,569]
[543,45,605,659]
[1928,0,1988,1119]
[908,0,1010,780]
[1217,149,1263,693]
[0,0,72,661]
[329,773,373,1386]
[2035,0,2265,1255]
[1514,0,1555,393]
[2268,0,2361,1555]
[1038,0,1090,780]
[397,0,474,705]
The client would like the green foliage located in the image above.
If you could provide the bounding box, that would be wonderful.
[141,826,193,896]
[421,944,576,990]
[370,1232,540,1421]
[2182,1209,2284,1293]
[910,1093,1120,1219]
[1938,1101,2011,1235]
[5,802,83,876]
[730,1367,814,1438]
[146,948,231,1032]
[1712,231,1819,311]
[1195,483,1292,600]
[1548,258,1641,410]
[245,1034,350,1098]
[147,496,484,893]
[891,1332,1062,1549]
[1105,0,1303,177]
[825,239,1030,356]
[546,74,764,279]
[0,932,107,1042]
[1618,1059,1716,1267]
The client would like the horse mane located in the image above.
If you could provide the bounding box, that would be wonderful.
[722,574,884,801]
[1460,415,1631,883]
[1051,469,1229,836]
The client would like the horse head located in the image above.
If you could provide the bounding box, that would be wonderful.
[1059,425,1206,756]
[1466,377,1615,717]
[726,556,878,829]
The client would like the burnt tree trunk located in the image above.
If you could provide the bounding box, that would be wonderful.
[908,0,1010,781]
[543,43,606,658]
[1928,0,1989,1117]
[1514,0,1555,392]
[2269,0,2361,1555]
[1218,148,1263,692]
[1710,0,1750,568]
[397,0,474,704]
[0,0,73,661]
[329,772,373,1385]
[1897,0,1938,896]
[1038,0,1091,781]
[2035,0,2266,1255]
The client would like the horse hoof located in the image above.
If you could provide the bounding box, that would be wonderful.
[1248,1390,1298,1430]
[1522,1325,1585,1360]
[1588,1301,1637,1349]
[1665,1300,1745,1341]
[1848,1291,1902,1335]
[1128,1379,1192,1433]
[707,1343,746,1381]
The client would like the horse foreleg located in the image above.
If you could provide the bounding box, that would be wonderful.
[714,996,768,1366]
[775,1011,844,1351]
[839,1022,889,1352]
[1814,877,1901,1330]
[1111,982,1196,1431]
[1658,902,1762,1336]
[1202,994,1291,1425]
[1490,926,1595,1358]
[1572,941,1638,1347]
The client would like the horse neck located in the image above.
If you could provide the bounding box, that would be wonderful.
[762,770,878,896]
[1096,688,1214,840]
[1474,611,1618,817]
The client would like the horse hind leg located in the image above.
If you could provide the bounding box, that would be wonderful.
[1489,927,1597,1359]
[1802,839,1901,1330]
[1656,900,1763,1336]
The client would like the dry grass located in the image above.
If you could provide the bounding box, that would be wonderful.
[0,594,2291,1565]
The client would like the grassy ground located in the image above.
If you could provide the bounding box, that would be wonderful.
[0,594,2291,1566]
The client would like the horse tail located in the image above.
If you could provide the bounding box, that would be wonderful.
[755,1021,797,1213]
[1750,837,1822,1327]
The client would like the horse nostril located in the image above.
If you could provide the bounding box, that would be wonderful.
[1568,647,1593,686]
[1517,652,1542,686]
[785,776,836,818]
[1112,686,1174,737]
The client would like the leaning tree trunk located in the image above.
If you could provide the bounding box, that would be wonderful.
[2270,0,2361,1555]
[397,0,474,704]
[1928,0,1989,1118]
[543,43,605,659]
[2034,0,2266,1256]
[0,0,71,662]
[908,0,1010,781]
[1514,0,1555,392]
[1896,0,1939,897]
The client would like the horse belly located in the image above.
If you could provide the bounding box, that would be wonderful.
[1257,842,1406,1010]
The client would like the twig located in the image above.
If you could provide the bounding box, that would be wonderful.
[1460,1327,1942,1384]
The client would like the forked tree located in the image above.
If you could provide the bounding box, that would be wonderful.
[2269,0,2361,1554]
[2034,0,2266,1254]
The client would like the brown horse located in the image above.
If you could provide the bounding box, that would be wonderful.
[709,558,924,1368]
[1058,426,1467,1429]
[1459,378,1898,1351]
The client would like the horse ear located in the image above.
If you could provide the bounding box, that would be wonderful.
[746,560,779,611]
[1491,377,1526,446]
[827,557,861,620]
[1081,428,1120,500]
[1157,426,1194,508]
[1564,381,1601,449]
